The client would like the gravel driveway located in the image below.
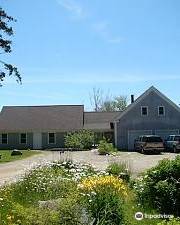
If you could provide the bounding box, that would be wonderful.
[0,150,178,186]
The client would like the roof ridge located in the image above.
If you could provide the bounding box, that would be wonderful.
[3,105,84,108]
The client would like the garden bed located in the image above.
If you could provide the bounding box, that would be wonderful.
[0,159,168,225]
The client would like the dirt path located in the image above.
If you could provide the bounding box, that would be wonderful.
[0,150,178,186]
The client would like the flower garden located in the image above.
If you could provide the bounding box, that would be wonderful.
[0,154,180,225]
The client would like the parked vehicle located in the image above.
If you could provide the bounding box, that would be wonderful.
[164,135,180,153]
[134,135,164,154]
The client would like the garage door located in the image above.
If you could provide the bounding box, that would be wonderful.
[128,130,152,151]
[155,130,179,140]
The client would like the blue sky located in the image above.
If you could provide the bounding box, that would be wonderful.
[1,0,180,110]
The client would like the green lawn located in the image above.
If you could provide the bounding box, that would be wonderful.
[0,150,42,163]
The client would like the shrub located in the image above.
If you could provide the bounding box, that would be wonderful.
[106,161,131,182]
[65,129,94,150]
[78,175,127,225]
[134,156,180,216]
[157,218,180,225]
[98,139,117,155]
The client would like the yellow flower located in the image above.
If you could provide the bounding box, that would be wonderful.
[79,175,127,197]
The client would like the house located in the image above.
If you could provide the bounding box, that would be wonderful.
[84,111,120,142]
[114,86,180,150]
[0,86,179,150]
[0,105,84,149]
[0,105,117,150]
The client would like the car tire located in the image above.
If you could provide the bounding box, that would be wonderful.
[173,146,177,153]
[141,148,145,154]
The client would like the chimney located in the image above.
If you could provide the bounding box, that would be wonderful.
[131,94,134,103]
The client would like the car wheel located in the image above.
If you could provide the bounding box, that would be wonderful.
[141,148,145,154]
[173,146,177,153]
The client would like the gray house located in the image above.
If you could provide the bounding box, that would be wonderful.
[84,111,120,142]
[0,86,179,151]
[114,86,180,150]
[0,105,84,149]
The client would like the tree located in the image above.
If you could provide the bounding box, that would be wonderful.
[90,87,103,111]
[0,7,21,85]
[90,87,127,112]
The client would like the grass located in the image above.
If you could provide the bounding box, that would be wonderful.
[0,150,42,163]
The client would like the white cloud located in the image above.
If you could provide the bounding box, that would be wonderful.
[92,21,124,44]
[56,0,85,18]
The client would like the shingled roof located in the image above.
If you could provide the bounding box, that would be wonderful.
[84,111,122,130]
[0,105,84,132]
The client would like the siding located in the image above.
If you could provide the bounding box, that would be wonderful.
[42,132,66,149]
[116,91,180,149]
[0,133,33,150]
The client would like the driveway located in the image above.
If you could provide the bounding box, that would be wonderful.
[0,150,178,186]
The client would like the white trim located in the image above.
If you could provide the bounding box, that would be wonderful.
[48,132,56,144]
[141,106,148,116]
[114,122,118,147]
[158,106,165,116]
[1,133,8,144]
[19,133,27,144]
[114,86,180,121]
[33,132,42,149]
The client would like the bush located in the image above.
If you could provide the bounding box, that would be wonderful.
[157,218,180,225]
[134,156,180,216]
[106,161,131,182]
[79,175,127,225]
[98,139,117,155]
[65,129,94,150]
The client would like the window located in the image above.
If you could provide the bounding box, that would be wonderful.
[2,133,8,144]
[48,133,56,144]
[174,136,180,141]
[20,133,27,144]
[141,106,148,116]
[158,106,165,116]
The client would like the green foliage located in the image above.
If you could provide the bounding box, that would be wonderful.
[106,161,131,182]
[134,156,180,216]
[65,129,94,150]
[157,218,180,225]
[0,150,40,163]
[101,95,127,111]
[79,176,127,225]
[0,7,21,85]
[98,139,117,155]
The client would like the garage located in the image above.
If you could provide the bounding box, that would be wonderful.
[128,130,152,150]
[155,130,179,140]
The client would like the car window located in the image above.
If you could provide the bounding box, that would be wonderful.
[166,136,171,141]
[146,137,163,142]
[174,136,180,141]
[141,136,147,142]
[168,136,173,141]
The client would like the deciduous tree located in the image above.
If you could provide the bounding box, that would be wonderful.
[0,7,21,85]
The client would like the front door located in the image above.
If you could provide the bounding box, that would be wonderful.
[33,132,42,149]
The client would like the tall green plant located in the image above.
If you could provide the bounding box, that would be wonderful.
[134,156,180,216]
[65,129,94,150]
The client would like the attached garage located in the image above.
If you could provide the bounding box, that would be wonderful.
[128,130,152,150]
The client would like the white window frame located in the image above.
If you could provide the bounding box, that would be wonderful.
[19,133,27,144]
[48,132,56,144]
[1,133,8,144]
[141,106,148,116]
[158,106,165,116]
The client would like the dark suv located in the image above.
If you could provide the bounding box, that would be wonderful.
[134,135,164,154]
[164,135,180,153]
